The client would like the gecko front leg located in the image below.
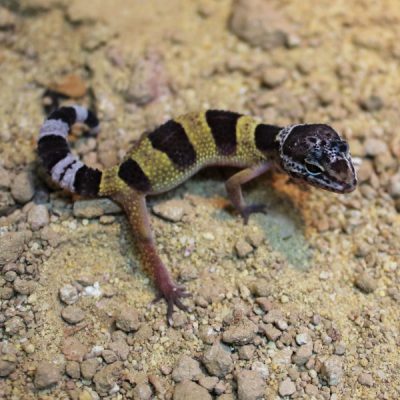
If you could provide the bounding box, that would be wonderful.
[225,162,272,224]
[114,189,190,325]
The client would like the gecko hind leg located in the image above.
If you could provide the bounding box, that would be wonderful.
[114,189,191,326]
[225,162,272,225]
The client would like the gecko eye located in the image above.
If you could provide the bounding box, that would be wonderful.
[305,159,324,175]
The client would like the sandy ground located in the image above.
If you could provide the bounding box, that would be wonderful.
[0,0,400,399]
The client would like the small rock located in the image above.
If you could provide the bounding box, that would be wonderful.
[262,67,287,88]
[278,378,296,397]
[292,343,313,366]
[359,95,383,112]
[172,355,202,382]
[249,279,271,297]
[61,305,86,324]
[222,318,258,345]
[152,199,190,222]
[115,307,140,332]
[229,0,293,50]
[108,340,130,361]
[66,361,81,379]
[81,358,100,380]
[5,316,25,335]
[295,332,311,345]
[0,191,15,216]
[199,376,218,391]
[34,361,61,389]
[263,324,281,342]
[389,173,400,198]
[102,350,118,364]
[59,284,79,305]
[49,74,87,98]
[235,239,253,258]
[13,277,35,295]
[73,199,122,218]
[132,382,153,400]
[354,272,377,294]
[358,372,374,387]
[236,369,266,400]
[62,337,87,362]
[334,342,346,356]
[11,171,35,204]
[0,167,11,189]
[93,362,123,396]
[320,356,343,386]
[203,342,233,378]
[173,380,212,400]
[238,345,255,360]
[363,138,388,157]
[246,230,264,247]
[0,342,17,377]
[251,361,269,379]
[27,204,50,231]
[0,231,29,265]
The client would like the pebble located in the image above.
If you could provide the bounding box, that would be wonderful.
[0,167,11,189]
[13,277,35,295]
[152,199,190,222]
[320,356,343,385]
[62,337,88,362]
[262,67,288,88]
[132,382,153,400]
[102,350,118,364]
[354,272,377,294]
[229,0,291,50]
[238,344,255,360]
[249,279,271,297]
[0,231,29,265]
[235,238,253,258]
[93,362,123,396]
[0,342,17,377]
[222,318,258,345]
[73,199,122,218]
[5,316,25,335]
[49,74,87,98]
[278,378,296,397]
[81,358,100,380]
[389,173,400,198]
[66,361,81,379]
[59,284,79,305]
[173,380,212,400]
[236,369,266,400]
[108,340,130,361]
[0,191,15,216]
[61,305,86,324]
[198,376,218,391]
[295,332,311,345]
[292,343,313,366]
[263,324,281,342]
[10,171,35,204]
[171,355,202,382]
[115,306,140,332]
[358,372,374,387]
[202,342,233,378]
[34,361,61,389]
[27,204,49,231]
[246,230,264,247]
[363,138,388,157]
[359,95,383,112]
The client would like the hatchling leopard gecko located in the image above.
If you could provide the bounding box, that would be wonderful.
[38,106,357,324]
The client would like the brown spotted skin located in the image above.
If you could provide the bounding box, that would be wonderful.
[38,107,357,325]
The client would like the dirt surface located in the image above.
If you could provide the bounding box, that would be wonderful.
[0,0,400,399]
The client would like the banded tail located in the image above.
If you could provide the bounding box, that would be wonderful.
[37,106,102,197]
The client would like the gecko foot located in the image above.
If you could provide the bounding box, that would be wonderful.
[153,283,192,326]
[240,203,267,225]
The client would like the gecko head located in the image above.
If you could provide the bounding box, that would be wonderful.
[278,124,357,193]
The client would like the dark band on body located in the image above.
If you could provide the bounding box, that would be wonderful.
[255,124,281,153]
[205,110,241,156]
[48,107,77,127]
[37,135,70,171]
[118,158,152,192]
[148,119,196,168]
[74,165,102,196]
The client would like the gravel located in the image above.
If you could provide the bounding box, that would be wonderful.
[34,361,62,389]
[27,204,49,231]
[236,369,266,400]
[173,380,212,400]
[222,318,258,345]
[0,343,17,377]
[358,372,374,387]
[62,337,88,362]
[171,355,202,382]
[59,284,79,305]
[115,306,140,332]
[73,198,122,218]
[320,356,343,386]
[0,232,29,265]
[354,271,377,294]
[61,305,86,324]
[10,171,35,204]
[278,378,296,397]
[152,199,190,222]
[202,342,233,378]
[93,362,123,396]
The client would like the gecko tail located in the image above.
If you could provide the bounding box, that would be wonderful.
[37,105,102,197]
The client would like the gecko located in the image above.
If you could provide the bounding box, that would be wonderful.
[37,106,357,324]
